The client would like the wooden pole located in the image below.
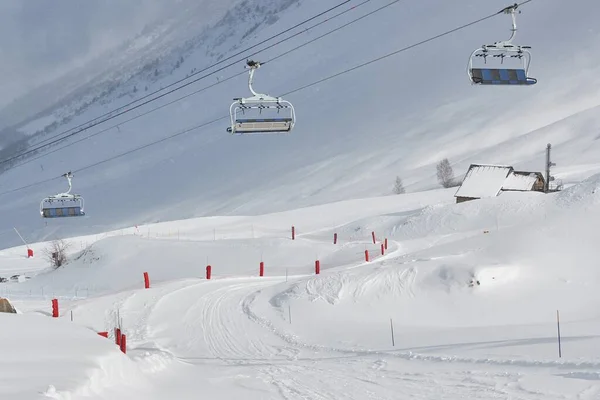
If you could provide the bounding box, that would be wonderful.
[556,310,562,358]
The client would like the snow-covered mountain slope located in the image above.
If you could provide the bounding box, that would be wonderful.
[0,0,242,129]
[0,0,599,249]
[3,172,600,399]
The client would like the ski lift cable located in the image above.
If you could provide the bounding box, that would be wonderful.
[282,0,534,97]
[225,0,406,134]
[1,0,370,167]
[0,0,535,198]
[0,115,228,197]
[31,0,356,148]
[4,0,391,170]
[263,0,404,67]
[9,71,248,171]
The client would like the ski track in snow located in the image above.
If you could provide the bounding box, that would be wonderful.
[95,273,596,400]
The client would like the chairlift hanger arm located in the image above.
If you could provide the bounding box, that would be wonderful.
[60,171,74,195]
[244,60,280,102]
[492,3,520,48]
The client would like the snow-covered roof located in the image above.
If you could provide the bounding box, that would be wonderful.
[454,164,512,199]
[502,172,539,191]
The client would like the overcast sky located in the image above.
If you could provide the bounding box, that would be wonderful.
[0,1,179,108]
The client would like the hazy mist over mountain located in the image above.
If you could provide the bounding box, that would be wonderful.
[0,1,175,107]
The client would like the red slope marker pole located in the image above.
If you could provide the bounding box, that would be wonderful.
[51,299,59,318]
[120,334,127,354]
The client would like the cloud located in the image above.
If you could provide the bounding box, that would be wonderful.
[0,0,171,107]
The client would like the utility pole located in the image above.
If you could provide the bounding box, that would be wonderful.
[545,143,556,193]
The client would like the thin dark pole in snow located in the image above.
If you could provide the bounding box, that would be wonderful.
[70,310,73,322]
[556,310,562,358]
[390,318,395,347]
[285,268,288,282]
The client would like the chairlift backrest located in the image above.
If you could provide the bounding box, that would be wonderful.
[470,68,536,85]
[41,205,84,218]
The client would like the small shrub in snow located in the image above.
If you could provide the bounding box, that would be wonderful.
[43,239,71,269]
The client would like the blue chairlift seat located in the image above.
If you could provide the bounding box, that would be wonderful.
[40,195,85,218]
[42,206,85,218]
[470,68,537,85]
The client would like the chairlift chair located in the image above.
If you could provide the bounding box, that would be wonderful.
[40,172,85,218]
[227,60,296,135]
[468,3,537,85]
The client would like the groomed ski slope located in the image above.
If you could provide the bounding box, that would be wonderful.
[2,173,600,399]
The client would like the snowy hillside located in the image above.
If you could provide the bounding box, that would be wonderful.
[0,0,597,248]
[0,0,241,130]
[2,172,600,398]
[3,1,600,398]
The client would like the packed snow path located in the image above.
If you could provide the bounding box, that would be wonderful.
[68,274,598,400]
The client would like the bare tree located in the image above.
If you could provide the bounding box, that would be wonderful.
[436,158,456,188]
[43,240,71,270]
[393,176,405,194]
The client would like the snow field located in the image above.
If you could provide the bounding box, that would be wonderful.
[2,174,600,398]
[0,312,150,400]
[1,189,447,298]
[1,0,600,398]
